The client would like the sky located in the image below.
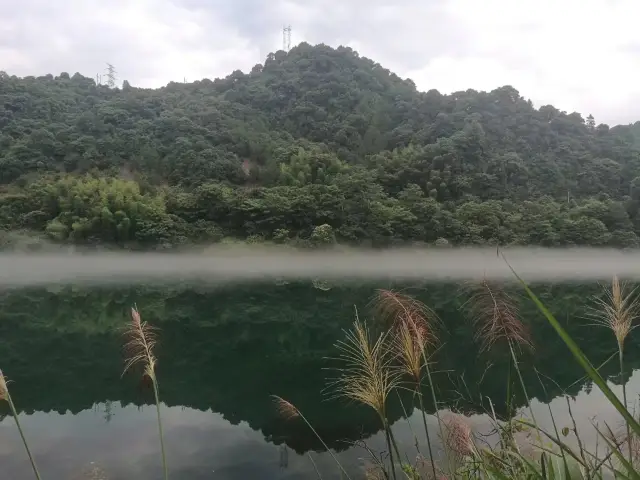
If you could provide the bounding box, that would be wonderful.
[2,0,640,126]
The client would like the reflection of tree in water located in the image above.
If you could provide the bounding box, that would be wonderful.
[0,281,636,454]
[103,400,114,423]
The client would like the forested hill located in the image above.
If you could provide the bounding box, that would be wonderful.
[2,42,640,249]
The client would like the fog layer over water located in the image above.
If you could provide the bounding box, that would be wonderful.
[2,246,640,286]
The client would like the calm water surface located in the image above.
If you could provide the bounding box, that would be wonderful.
[0,281,637,479]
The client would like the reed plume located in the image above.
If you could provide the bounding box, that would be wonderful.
[271,395,352,479]
[587,276,639,466]
[328,315,400,421]
[461,279,532,352]
[393,317,428,382]
[122,306,168,480]
[372,289,440,479]
[372,289,438,379]
[273,396,300,421]
[327,310,401,478]
[123,306,158,381]
[442,413,475,460]
[461,279,541,447]
[372,290,438,336]
[587,276,638,355]
[0,370,42,480]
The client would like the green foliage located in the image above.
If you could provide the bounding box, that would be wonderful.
[310,224,336,246]
[3,44,640,247]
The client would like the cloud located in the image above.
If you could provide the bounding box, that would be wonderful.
[0,0,261,86]
[406,0,640,125]
[1,0,639,125]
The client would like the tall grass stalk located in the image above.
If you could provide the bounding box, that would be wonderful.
[122,306,168,480]
[419,350,449,476]
[306,452,323,479]
[461,279,532,353]
[268,264,640,478]
[373,289,440,479]
[507,339,542,445]
[272,395,352,479]
[504,255,640,466]
[533,368,572,477]
[461,279,542,447]
[587,276,639,467]
[0,371,41,480]
[372,290,445,479]
[394,389,420,457]
[440,412,483,477]
[327,311,401,479]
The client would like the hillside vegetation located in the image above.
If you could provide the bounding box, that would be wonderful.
[2,43,640,248]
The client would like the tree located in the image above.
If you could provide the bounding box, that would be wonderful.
[310,224,336,246]
[1,43,639,249]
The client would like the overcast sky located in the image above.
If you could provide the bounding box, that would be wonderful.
[2,0,640,126]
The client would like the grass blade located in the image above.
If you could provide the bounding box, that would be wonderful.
[594,424,640,480]
[504,257,640,437]
[0,371,42,480]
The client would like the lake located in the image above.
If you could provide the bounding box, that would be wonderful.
[0,280,637,479]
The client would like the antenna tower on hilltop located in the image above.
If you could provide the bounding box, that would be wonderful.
[105,63,117,88]
[283,25,291,52]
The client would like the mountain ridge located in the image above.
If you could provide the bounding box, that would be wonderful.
[2,42,640,249]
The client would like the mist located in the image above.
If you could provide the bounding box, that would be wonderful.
[1,246,640,288]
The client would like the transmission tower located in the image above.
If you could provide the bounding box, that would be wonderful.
[283,25,291,52]
[105,63,117,88]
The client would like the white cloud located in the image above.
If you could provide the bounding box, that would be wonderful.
[1,0,640,124]
[405,0,640,124]
[0,0,261,86]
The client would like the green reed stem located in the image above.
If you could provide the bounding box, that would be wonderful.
[297,411,353,480]
[386,417,402,461]
[504,357,513,449]
[6,391,41,480]
[505,257,640,437]
[416,387,438,480]
[306,452,323,479]
[620,349,633,469]
[152,379,168,480]
[383,420,398,480]
[422,350,451,475]
[378,406,401,478]
[396,390,419,455]
[506,356,512,419]
[508,340,542,447]
[534,369,571,477]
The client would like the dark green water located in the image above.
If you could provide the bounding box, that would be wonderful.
[0,281,637,479]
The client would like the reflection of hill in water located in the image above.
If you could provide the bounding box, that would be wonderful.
[0,282,636,453]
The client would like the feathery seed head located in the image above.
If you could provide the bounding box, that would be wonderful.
[372,289,438,345]
[123,306,158,381]
[393,316,428,381]
[442,413,475,459]
[461,279,532,351]
[587,276,639,352]
[272,395,300,421]
[372,289,439,380]
[0,370,8,402]
[327,315,400,420]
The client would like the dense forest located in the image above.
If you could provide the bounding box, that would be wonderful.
[3,42,640,249]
